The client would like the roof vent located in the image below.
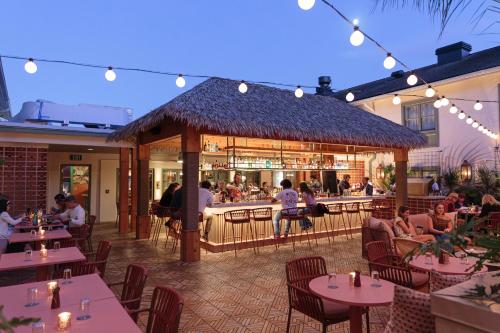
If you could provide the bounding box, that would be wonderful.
[435,42,471,65]
[316,76,333,96]
[391,70,404,78]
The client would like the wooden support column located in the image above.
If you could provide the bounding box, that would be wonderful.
[118,148,129,234]
[180,126,201,263]
[130,148,137,233]
[136,144,150,239]
[394,149,408,208]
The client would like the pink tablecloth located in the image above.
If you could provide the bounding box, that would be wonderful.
[0,246,85,271]
[8,229,71,244]
[409,255,488,275]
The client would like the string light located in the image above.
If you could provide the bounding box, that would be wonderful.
[434,99,442,109]
[425,86,435,98]
[478,125,484,131]
[472,121,479,128]
[448,104,457,113]
[383,53,396,70]
[458,111,466,120]
[350,26,364,46]
[238,80,248,94]
[474,100,483,111]
[466,116,473,125]
[482,127,488,134]
[440,96,449,107]
[175,74,186,88]
[24,58,37,74]
[298,0,315,10]
[406,73,418,86]
[294,86,304,98]
[392,94,401,105]
[104,66,116,81]
[345,91,355,102]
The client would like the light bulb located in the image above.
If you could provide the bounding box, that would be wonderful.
[478,125,484,131]
[407,73,418,86]
[466,117,473,124]
[434,99,442,109]
[350,27,364,46]
[458,111,466,120]
[494,134,499,139]
[392,95,401,105]
[482,128,488,134]
[383,53,396,69]
[298,0,315,10]
[175,74,186,88]
[294,86,304,98]
[472,121,479,128]
[238,81,248,94]
[352,19,359,25]
[345,91,355,102]
[448,104,457,114]
[440,96,449,107]
[425,86,435,98]
[24,58,37,74]
[473,101,483,111]
[105,67,116,81]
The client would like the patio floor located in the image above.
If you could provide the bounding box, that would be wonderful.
[1,223,390,332]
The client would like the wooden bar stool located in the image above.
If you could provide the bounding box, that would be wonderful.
[325,203,349,240]
[361,201,374,219]
[250,207,275,251]
[281,208,310,251]
[164,208,182,253]
[222,209,256,256]
[152,205,170,247]
[344,202,362,239]
[308,208,323,246]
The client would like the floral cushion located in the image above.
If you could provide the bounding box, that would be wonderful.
[384,285,435,333]
[429,270,469,292]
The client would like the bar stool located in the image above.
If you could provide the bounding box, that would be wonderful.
[308,207,324,245]
[361,201,374,219]
[280,208,310,251]
[152,205,170,247]
[250,207,275,251]
[373,199,393,219]
[222,209,256,256]
[325,203,348,240]
[164,208,182,253]
[344,202,362,239]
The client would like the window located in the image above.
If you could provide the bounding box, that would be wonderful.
[402,100,439,147]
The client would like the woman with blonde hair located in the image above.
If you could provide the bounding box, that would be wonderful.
[479,194,500,218]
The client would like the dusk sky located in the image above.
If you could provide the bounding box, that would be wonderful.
[1,0,496,119]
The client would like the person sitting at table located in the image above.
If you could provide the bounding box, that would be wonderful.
[160,182,180,207]
[338,174,351,195]
[393,206,434,242]
[455,192,466,209]
[478,194,500,218]
[271,179,298,240]
[51,193,67,214]
[428,203,453,241]
[442,192,459,213]
[54,195,85,228]
[199,181,214,241]
[0,198,24,253]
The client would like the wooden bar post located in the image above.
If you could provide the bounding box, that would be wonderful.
[118,148,129,234]
[394,148,408,208]
[136,144,150,239]
[130,148,137,233]
[180,126,201,262]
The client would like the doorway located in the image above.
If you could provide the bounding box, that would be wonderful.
[60,165,91,214]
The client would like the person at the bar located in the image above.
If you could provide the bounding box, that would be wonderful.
[360,177,373,196]
[199,181,214,241]
[160,182,180,207]
[338,174,351,195]
[54,195,85,228]
[0,198,24,253]
[226,173,245,202]
[271,179,298,239]
[309,174,322,193]
[51,193,67,214]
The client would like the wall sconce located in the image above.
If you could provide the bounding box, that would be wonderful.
[460,160,472,182]
[375,164,385,179]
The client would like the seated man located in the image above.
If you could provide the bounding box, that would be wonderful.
[51,193,67,214]
[55,195,86,228]
[199,181,214,241]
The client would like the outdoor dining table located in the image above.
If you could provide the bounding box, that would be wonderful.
[8,229,71,244]
[0,274,141,333]
[0,246,85,281]
[409,255,488,275]
[309,274,395,333]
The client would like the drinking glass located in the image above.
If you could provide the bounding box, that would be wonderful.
[24,248,33,261]
[416,226,424,235]
[460,252,468,265]
[77,298,91,320]
[327,273,337,289]
[424,253,433,265]
[25,287,39,307]
[31,230,37,237]
[62,268,72,285]
[53,241,61,251]
[371,271,381,287]
[31,320,45,333]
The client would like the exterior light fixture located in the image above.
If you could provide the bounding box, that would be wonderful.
[175,74,186,88]
[24,58,37,74]
[392,94,401,105]
[383,53,396,69]
[460,160,472,182]
[345,91,355,102]
[425,86,435,98]
[350,26,364,46]
[105,66,116,81]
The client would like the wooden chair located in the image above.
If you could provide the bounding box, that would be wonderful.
[325,203,349,240]
[130,286,184,333]
[285,256,369,333]
[87,240,112,278]
[53,261,97,279]
[87,215,97,253]
[108,264,148,322]
[69,223,90,252]
[222,209,256,256]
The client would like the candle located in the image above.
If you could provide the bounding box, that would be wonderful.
[57,312,71,330]
[47,281,58,295]
[349,272,356,286]
[40,245,48,258]
[40,229,46,236]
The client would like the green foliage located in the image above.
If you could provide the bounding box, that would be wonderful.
[477,166,499,196]
[0,306,40,333]
[454,185,483,205]
[442,168,460,192]
[380,164,396,191]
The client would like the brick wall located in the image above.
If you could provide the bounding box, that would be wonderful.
[336,160,365,185]
[0,147,47,215]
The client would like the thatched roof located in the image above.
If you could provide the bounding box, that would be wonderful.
[109,77,426,149]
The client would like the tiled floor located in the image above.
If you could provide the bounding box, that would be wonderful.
[1,224,390,332]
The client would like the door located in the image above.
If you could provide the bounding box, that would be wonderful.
[60,165,91,214]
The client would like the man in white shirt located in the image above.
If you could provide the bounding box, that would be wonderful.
[271,179,298,240]
[55,195,86,228]
[199,181,214,241]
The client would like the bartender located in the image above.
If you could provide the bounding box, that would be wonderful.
[309,175,322,193]
[226,173,245,201]
[338,174,351,195]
